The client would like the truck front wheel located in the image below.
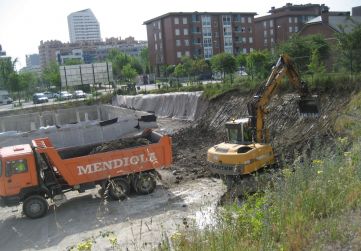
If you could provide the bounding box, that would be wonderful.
[108,178,130,200]
[134,172,156,195]
[23,195,49,219]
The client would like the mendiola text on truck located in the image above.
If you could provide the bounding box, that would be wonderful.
[0,130,172,218]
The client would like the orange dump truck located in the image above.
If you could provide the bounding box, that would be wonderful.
[0,130,172,218]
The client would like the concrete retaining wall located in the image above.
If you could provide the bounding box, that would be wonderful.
[0,105,157,148]
[113,92,207,121]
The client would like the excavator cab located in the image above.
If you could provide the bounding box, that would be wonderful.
[225,118,253,144]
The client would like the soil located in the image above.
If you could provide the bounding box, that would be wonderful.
[0,89,353,251]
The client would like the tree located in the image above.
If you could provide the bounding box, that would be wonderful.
[336,23,361,73]
[192,58,211,82]
[121,64,137,83]
[107,49,131,80]
[0,57,17,89]
[210,53,237,81]
[308,49,326,75]
[19,71,38,99]
[42,61,61,89]
[63,58,83,65]
[8,72,21,105]
[245,50,273,80]
[140,48,150,74]
[277,34,329,72]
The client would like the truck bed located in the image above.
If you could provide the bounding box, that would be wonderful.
[33,131,172,186]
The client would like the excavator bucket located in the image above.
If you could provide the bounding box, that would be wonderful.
[298,96,320,116]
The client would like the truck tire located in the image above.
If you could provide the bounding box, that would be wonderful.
[23,195,49,219]
[134,172,156,195]
[108,178,130,200]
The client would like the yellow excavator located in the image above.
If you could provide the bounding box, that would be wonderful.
[207,54,319,178]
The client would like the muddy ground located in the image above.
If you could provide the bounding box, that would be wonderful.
[0,89,352,250]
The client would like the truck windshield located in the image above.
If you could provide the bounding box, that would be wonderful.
[243,126,253,142]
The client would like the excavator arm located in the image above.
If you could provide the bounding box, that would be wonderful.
[247,54,319,143]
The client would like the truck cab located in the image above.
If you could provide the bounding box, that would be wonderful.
[0,144,39,207]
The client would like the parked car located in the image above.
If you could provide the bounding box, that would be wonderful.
[33,93,49,104]
[43,91,55,99]
[0,90,13,104]
[54,91,72,100]
[73,90,87,99]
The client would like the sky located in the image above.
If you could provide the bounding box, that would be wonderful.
[0,0,360,69]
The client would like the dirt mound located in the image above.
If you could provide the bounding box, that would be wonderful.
[90,137,151,154]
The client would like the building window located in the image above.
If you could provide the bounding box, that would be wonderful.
[224,37,232,46]
[264,38,267,45]
[158,21,161,29]
[248,27,252,33]
[264,30,267,37]
[270,29,273,35]
[248,17,252,23]
[184,39,190,46]
[174,17,179,25]
[271,37,274,43]
[243,48,247,54]
[155,44,158,50]
[223,15,231,26]
[289,26,293,33]
[183,17,188,24]
[185,51,190,57]
[177,51,182,58]
[203,38,212,47]
[242,37,247,43]
[176,40,181,46]
[270,20,274,28]
[225,47,233,54]
[249,37,253,43]
[295,26,298,32]
[224,27,232,36]
[175,29,180,36]
[183,28,189,35]
[204,47,213,59]
[159,32,162,40]
[241,27,246,33]
[203,27,212,36]
[263,21,267,28]
[154,34,157,41]
[289,17,292,23]
[201,15,211,26]
[192,14,198,22]
[294,17,298,23]
[250,48,254,52]
[241,17,245,23]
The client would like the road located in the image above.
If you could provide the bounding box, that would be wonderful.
[0,176,225,251]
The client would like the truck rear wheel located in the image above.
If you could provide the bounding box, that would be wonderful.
[108,178,130,200]
[134,172,156,195]
[23,195,49,219]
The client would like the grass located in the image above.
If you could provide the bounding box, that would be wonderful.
[163,139,361,250]
[160,87,361,250]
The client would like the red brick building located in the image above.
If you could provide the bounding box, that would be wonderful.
[144,12,256,74]
[254,3,326,50]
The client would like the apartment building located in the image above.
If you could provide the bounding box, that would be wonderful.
[38,37,147,69]
[67,9,101,43]
[144,12,256,73]
[254,3,326,50]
